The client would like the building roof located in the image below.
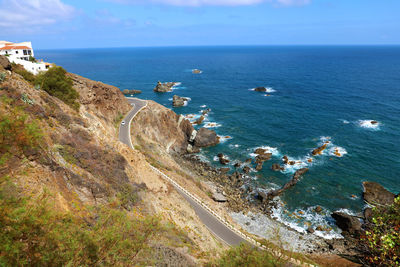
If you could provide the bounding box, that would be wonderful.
[0,45,32,50]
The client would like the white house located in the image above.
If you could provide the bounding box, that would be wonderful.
[0,41,52,75]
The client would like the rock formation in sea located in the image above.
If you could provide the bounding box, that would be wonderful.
[172,95,189,107]
[154,81,178,92]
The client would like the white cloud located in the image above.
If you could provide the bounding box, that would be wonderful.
[110,0,311,7]
[0,0,75,28]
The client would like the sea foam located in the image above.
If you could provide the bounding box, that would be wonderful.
[358,120,381,130]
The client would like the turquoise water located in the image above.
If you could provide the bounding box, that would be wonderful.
[37,46,400,237]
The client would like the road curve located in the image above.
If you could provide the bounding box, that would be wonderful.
[118,97,248,246]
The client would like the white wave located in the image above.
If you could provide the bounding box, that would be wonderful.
[218,135,232,143]
[358,120,381,130]
[328,146,348,157]
[229,144,240,149]
[200,105,207,108]
[249,146,280,158]
[168,98,173,101]
[336,208,357,216]
[341,119,350,124]
[281,156,310,174]
[204,122,222,128]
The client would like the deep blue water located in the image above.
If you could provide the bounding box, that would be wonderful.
[37,46,400,237]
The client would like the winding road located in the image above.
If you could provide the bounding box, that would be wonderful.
[118,97,247,246]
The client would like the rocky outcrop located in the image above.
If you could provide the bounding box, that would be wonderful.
[193,116,205,125]
[331,212,362,236]
[212,192,227,202]
[0,55,12,70]
[271,163,284,171]
[154,81,178,92]
[312,143,328,156]
[194,128,219,148]
[263,168,309,202]
[172,95,189,107]
[122,89,142,95]
[254,87,267,92]
[202,109,211,116]
[362,181,396,206]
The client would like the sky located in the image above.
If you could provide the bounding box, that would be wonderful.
[0,0,399,49]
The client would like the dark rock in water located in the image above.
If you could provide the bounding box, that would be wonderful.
[255,153,272,163]
[192,69,202,74]
[154,81,177,92]
[254,148,267,155]
[219,167,230,173]
[271,163,283,171]
[254,87,267,92]
[194,128,219,148]
[316,225,324,232]
[255,162,263,171]
[243,166,250,174]
[245,158,252,164]
[172,95,189,107]
[282,155,289,164]
[122,89,142,95]
[314,206,323,213]
[332,212,362,235]
[234,162,241,168]
[193,115,205,125]
[312,143,328,156]
[0,56,12,70]
[218,155,230,165]
[362,181,396,206]
[370,120,378,125]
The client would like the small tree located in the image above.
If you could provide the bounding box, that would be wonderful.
[28,56,37,63]
[35,66,80,111]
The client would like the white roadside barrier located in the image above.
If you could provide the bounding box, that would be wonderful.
[125,99,316,267]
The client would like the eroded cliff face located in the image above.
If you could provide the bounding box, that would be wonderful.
[0,58,225,264]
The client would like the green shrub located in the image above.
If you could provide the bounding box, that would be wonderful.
[0,105,42,166]
[29,56,37,63]
[362,197,400,266]
[0,177,162,266]
[35,66,80,111]
[0,72,6,83]
[12,63,36,83]
[208,243,283,267]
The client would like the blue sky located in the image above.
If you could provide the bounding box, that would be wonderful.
[0,0,399,49]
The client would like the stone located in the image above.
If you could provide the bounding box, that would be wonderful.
[371,121,378,125]
[193,115,205,125]
[316,225,324,231]
[314,206,323,213]
[255,153,272,163]
[331,212,362,235]
[245,158,252,164]
[202,108,211,115]
[0,55,11,70]
[254,148,267,155]
[194,128,219,148]
[255,162,263,171]
[364,207,373,223]
[307,227,315,234]
[362,181,396,206]
[219,168,230,173]
[234,162,241,168]
[282,156,289,163]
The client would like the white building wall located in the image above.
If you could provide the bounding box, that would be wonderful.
[8,56,47,75]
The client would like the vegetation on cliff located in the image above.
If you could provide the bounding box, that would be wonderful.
[361,196,400,266]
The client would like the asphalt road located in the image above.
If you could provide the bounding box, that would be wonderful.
[118,97,248,246]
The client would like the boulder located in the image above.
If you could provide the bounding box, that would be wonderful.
[234,162,241,168]
[194,128,219,148]
[314,206,323,213]
[172,95,187,107]
[0,55,11,70]
[202,108,211,116]
[254,148,267,155]
[271,163,283,171]
[362,181,396,206]
[217,154,230,165]
[154,81,177,92]
[254,87,266,92]
[245,158,252,164]
[364,207,373,223]
[371,121,378,125]
[255,162,263,171]
[255,153,272,163]
[212,192,227,202]
[282,156,289,164]
[331,212,362,235]
[307,227,315,234]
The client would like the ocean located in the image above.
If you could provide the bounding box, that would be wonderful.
[36,46,400,238]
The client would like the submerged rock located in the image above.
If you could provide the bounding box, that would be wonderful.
[254,87,267,92]
[193,115,205,125]
[271,163,284,171]
[312,143,328,156]
[362,181,396,206]
[192,69,202,74]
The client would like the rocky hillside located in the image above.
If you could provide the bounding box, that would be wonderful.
[0,56,232,266]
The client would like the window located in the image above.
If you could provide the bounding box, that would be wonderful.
[28,50,32,55]
[23,50,27,55]
[15,51,18,54]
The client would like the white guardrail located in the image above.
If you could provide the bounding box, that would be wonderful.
[127,99,316,267]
